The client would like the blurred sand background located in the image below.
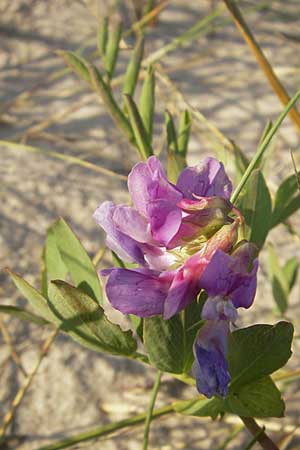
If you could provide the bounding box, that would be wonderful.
[1,1,300,449]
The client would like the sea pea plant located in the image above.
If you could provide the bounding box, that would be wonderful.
[3,16,300,450]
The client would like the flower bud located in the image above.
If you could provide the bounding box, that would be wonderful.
[205,220,239,258]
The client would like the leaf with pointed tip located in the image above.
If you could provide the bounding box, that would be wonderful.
[42,224,68,297]
[6,270,56,322]
[226,376,284,418]
[283,257,299,292]
[57,50,90,82]
[177,109,192,157]
[124,94,153,159]
[267,245,289,313]
[105,21,123,80]
[143,315,184,373]
[228,322,293,389]
[139,66,155,142]
[123,35,144,97]
[272,172,300,227]
[97,16,109,58]
[48,280,137,356]
[182,300,203,373]
[236,169,272,249]
[165,111,185,183]
[174,377,284,419]
[173,397,223,419]
[50,218,102,304]
[0,305,49,326]
[87,64,135,145]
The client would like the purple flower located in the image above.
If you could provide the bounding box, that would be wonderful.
[193,242,258,398]
[193,320,230,398]
[94,156,235,319]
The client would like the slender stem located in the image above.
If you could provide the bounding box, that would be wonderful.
[241,417,279,450]
[34,404,173,450]
[223,0,300,131]
[142,371,162,450]
[230,90,300,204]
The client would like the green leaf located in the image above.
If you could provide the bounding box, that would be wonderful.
[143,315,184,373]
[104,21,122,80]
[267,245,289,313]
[57,50,90,82]
[173,396,223,419]
[139,66,155,142]
[130,315,143,341]
[225,376,284,418]
[0,305,49,326]
[232,141,249,185]
[231,89,300,204]
[50,218,102,304]
[271,173,300,227]
[123,93,153,160]
[165,110,188,183]
[177,109,192,157]
[48,280,137,356]
[122,35,144,97]
[174,377,284,419]
[272,277,288,314]
[283,257,299,291]
[7,270,56,322]
[228,322,293,389]
[182,300,203,372]
[165,111,183,183]
[97,16,109,58]
[236,169,272,249]
[42,225,68,296]
[87,64,135,145]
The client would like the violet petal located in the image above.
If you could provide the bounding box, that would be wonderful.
[105,268,172,317]
[177,157,232,200]
[128,156,182,218]
[200,249,258,309]
[112,205,153,243]
[147,199,182,246]
[193,320,230,398]
[93,201,145,265]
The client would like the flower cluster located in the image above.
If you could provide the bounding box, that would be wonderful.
[94,156,258,398]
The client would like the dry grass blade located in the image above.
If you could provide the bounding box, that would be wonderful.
[0,329,57,439]
[0,317,27,377]
[19,95,95,143]
[92,245,107,267]
[155,65,234,151]
[0,140,127,181]
[130,0,170,34]
[223,0,300,131]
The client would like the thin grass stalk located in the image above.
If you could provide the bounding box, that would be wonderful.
[0,140,127,180]
[0,329,57,439]
[223,0,300,131]
[142,371,162,450]
[231,90,300,204]
[34,404,173,450]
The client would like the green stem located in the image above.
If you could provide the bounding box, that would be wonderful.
[231,90,300,204]
[35,403,172,450]
[142,371,162,450]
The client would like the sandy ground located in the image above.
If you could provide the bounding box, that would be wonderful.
[1,1,300,449]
